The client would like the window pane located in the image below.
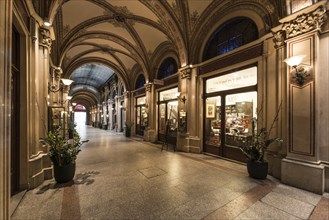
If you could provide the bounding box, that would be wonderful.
[159,104,166,134]
[205,97,221,146]
[167,101,178,132]
[206,67,257,93]
[159,88,178,101]
[225,91,257,147]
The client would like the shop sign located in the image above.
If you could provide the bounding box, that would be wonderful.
[206,67,257,93]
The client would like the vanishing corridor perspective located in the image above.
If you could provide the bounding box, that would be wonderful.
[11,126,329,219]
[1,0,329,219]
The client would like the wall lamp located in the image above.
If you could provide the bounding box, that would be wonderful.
[284,55,310,86]
[176,92,187,104]
[49,78,74,93]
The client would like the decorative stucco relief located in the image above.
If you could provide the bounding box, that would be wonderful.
[180,68,191,79]
[272,5,327,49]
[39,28,52,52]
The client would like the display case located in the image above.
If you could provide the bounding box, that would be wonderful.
[48,106,65,136]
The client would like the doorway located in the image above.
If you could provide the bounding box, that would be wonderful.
[11,26,20,195]
[74,112,87,125]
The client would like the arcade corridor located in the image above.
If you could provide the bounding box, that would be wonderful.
[11,126,328,220]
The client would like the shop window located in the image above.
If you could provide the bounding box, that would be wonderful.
[157,57,178,79]
[135,74,145,89]
[158,88,178,145]
[203,17,258,61]
[205,97,222,147]
[225,92,257,147]
[204,67,257,160]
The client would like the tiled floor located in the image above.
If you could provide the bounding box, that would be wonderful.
[11,126,329,220]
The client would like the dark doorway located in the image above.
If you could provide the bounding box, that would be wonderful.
[11,26,20,195]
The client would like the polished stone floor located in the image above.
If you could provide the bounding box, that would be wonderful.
[11,126,329,220]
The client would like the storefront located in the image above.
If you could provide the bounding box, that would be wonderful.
[158,87,179,146]
[204,66,257,162]
[135,96,148,136]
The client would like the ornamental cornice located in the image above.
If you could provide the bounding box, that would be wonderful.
[144,82,152,92]
[180,67,192,79]
[272,5,327,49]
[39,28,52,52]
[283,5,327,38]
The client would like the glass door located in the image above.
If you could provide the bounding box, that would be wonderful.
[158,87,178,146]
[204,67,257,162]
[136,96,147,136]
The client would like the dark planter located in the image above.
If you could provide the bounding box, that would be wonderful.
[247,160,268,179]
[125,129,131,137]
[68,130,74,139]
[53,163,76,183]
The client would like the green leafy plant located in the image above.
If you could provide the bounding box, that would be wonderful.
[40,127,88,166]
[240,103,283,162]
[124,121,134,137]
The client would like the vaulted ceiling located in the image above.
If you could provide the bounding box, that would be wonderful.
[35,0,282,108]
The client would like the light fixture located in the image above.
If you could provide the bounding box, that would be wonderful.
[43,18,51,27]
[176,92,187,104]
[67,96,72,100]
[48,78,74,93]
[72,102,77,106]
[180,96,187,104]
[61,79,74,86]
[284,55,310,86]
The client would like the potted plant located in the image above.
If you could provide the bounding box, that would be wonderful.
[240,103,283,179]
[124,121,134,137]
[40,127,88,183]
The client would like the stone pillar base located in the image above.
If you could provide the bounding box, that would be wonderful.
[178,137,201,153]
[28,153,53,189]
[144,129,157,142]
[281,158,325,194]
[267,152,285,179]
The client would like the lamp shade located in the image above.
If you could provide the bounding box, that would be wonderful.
[61,78,74,86]
[284,55,305,67]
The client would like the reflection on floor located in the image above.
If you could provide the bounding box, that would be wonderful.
[11,126,329,219]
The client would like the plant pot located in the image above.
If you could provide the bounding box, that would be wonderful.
[125,130,131,137]
[247,160,268,179]
[53,163,76,183]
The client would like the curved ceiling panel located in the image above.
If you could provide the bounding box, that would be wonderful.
[107,0,159,23]
[80,52,121,68]
[134,22,169,55]
[62,1,105,35]
[85,22,136,46]
[83,39,131,54]
[66,45,96,59]
[70,64,114,89]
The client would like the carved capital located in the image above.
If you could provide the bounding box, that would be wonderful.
[283,6,327,39]
[39,28,52,52]
[144,82,152,92]
[180,67,192,79]
[272,30,286,49]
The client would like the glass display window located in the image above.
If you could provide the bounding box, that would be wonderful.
[205,97,222,147]
[204,66,257,161]
[136,96,147,136]
[225,92,257,147]
[158,88,178,145]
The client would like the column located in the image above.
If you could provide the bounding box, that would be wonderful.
[0,0,12,218]
[143,82,157,142]
[177,66,201,153]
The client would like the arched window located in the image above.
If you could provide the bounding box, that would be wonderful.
[120,86,124,95]
[157,57,178,79]
[203,17,258,61]
[135,74,146,89]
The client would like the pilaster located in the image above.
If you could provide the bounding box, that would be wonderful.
[272,1,329,194]
[0,0,12,218]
